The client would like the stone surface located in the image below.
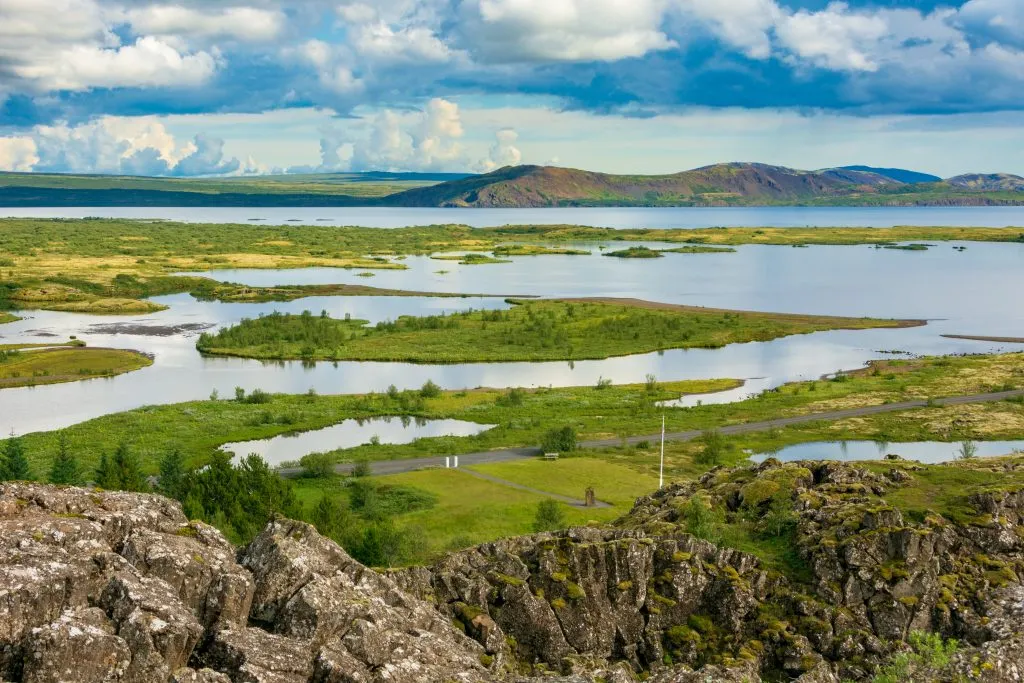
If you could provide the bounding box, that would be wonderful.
[3,463,1024,683]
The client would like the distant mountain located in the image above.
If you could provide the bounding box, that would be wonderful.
[384,163,908,208]
[946,173,1024,192]
[0,164,1022,207]
[836,166,942,184]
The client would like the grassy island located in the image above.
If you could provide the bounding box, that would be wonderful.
[195,298,919,363]
[430,253,511,265]
[0,312,20,324]
[0,343,152,388]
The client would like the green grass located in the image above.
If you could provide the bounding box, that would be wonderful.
[0,312,19,324]
[196,299,914,363]
[468,457,660,506]
[603,246,664,258]
[492,245,590,256]
[0,347,152,388]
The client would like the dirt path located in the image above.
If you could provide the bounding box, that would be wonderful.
[279,389,1024,488]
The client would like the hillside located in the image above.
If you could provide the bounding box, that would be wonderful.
[837,165,942,184]
[0,164,1022,207]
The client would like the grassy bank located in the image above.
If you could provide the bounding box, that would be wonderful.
[195,298,916,363]
[0,346,152,388]
[0,312,20,324]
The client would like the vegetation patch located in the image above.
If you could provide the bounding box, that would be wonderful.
[0,346,152,389]
[195,299,913,363]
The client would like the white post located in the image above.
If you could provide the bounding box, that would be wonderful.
[659,414,665,489]
[445,456,450,469]
[453,455,459,468]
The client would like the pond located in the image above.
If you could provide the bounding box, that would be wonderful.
[750,440,1024,465]
[2,241,1023,435]
[219,417,494,466]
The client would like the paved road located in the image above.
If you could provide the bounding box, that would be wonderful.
[278,388,1024,480]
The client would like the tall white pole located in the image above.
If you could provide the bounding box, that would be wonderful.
[659,414,665,489]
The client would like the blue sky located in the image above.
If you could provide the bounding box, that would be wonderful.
[0,0,1022,176]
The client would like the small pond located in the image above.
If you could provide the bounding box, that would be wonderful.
[219,417,494,466]
[751,440,1024,465]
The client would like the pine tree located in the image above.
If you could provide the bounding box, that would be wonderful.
[111,442,148,492]
[48,433,81,486]
[2,437,32,482]
[157,449,185,500]
[94,453,117,489]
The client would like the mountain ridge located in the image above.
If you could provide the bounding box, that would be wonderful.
[0,163,1022,207]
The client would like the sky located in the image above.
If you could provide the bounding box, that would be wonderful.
[0,0,1023,177]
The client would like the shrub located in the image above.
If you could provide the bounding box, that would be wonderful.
[420,379,442,399]
[694,430,726,466]
[541,426,577,454]
[533,499,566,532]
[300,452,335,478]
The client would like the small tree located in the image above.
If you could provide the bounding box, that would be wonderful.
[541,426,577,454]
[694,430,726,466]
[645,374,658,392]
[351,459,372,478]
[355,520,408,568]
[2,437,32,482]
[420,379,442,399]
[111,442,149,492]
[94,453,116,489]
[49,433,81,486]
[158,449,186,499]
[311,495,353,542]
[532,499,566,533]
[958,440,978,460]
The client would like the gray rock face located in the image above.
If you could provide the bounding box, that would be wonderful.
[3,466,1023,683]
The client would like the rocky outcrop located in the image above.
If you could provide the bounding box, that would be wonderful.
[2,460,1023,682]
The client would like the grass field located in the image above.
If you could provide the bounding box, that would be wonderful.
[0,312,19,324]
[195,298,916,363]
[0,346,152,388]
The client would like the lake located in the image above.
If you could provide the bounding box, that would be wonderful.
[2,216,1023,436]
[4,205,1024,228]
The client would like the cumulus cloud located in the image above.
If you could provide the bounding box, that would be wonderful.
[957,0,1024,48]
[0,0,220,92]
[458,0,677,62]
[476,128,522,172]
[122,5,286,42]
[678,0,780,59]
[0,117,246,176]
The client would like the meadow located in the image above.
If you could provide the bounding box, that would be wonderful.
[194,299,916,363]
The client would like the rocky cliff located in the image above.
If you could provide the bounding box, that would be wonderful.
[1,458,1022,682]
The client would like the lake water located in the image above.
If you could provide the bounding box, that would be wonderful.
[220,417,494,466]
[4,206,1024,228]
[2,219,1023,436]
[751,440,1024,464]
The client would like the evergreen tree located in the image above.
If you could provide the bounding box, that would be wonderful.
[311,495,352,541]
[157,449,185,500]
[94,453,116,489]
[532,499,566,533]
[48,433,81,486]
[2,437,32,481]
[111,442,149,492]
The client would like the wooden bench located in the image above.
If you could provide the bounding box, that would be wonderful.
[543,452,559,461]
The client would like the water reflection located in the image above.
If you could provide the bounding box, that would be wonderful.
[220,417,494,466]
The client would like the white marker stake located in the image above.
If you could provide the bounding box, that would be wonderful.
[454,455,459,468]
[445,456,450,469]
[659,414,665,489]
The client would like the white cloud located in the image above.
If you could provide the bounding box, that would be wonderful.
[775,4,889,72]
[352,22,453,64]
[459,0,677,62]
[957,0,1024,48]
[678,0,780,59]
[0,0,220,91]
[0,116,245,176]
[476,128,522,172]
[0,137,38,172]
[123,5,286,42]
[315,97,469,172]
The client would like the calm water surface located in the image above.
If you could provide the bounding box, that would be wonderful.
[751,440,1024,464]
[220,417,494,466]
[2,241,1022,435]
[4,206,1024,228]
